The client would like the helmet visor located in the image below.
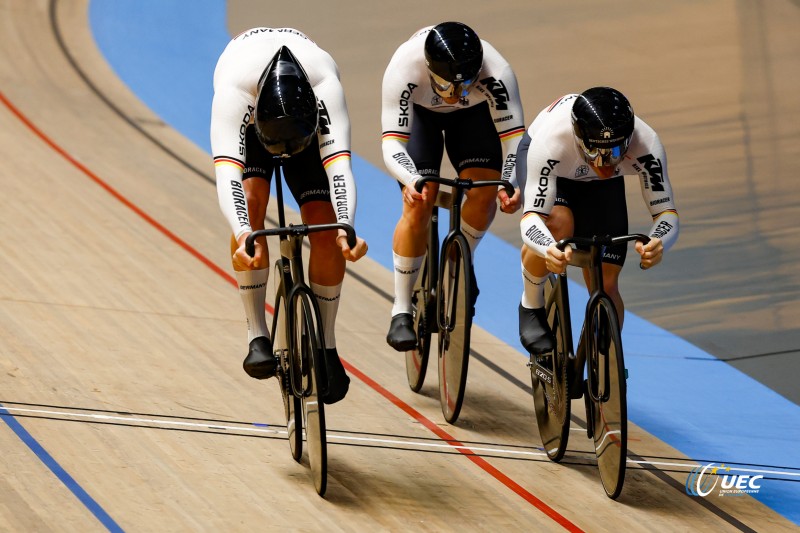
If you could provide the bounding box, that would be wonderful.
[429,71,475,98]
[576,136,630,167]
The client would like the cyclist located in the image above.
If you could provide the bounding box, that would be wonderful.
[382,21,526,350]
[517,87,679,353]
[211,28,367,404]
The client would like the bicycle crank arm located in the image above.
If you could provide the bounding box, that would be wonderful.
[527,358,554,386]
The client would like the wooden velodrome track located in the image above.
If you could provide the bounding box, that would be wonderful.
[0,0,797,531]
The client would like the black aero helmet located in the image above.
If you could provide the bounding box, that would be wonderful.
[424,22,483,97]
[571,87,635,167]
[255,46,318,157]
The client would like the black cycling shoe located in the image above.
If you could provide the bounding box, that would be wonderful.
[519,304,556,354]
[386,313,417,351]
[243,336,277,379]
[321,347,350,405]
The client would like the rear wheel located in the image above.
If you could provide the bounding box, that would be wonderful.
[587,296,626,499]
[437,236,472,424]
[531,275,571,462]
[271,264,302,462]
[291,289,327,497]
[405,253,434,392]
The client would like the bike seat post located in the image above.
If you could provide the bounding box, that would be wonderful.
[272,159,302,275]
[273,157,288,230]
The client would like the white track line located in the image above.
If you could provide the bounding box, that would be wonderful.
[3,406,798,477]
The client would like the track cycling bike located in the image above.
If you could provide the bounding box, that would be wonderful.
[245,161,357,497]
[530,233,650,499]
[404,176,514,424]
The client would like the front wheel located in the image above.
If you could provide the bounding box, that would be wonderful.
[272,263,302,462]
[405,252,434,392]
[587,296,626,499]
[437,235,472,424]
[290,288,327,497]
[531,274,571,462]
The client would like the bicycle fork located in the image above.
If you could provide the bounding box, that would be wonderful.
[584,297,611,404]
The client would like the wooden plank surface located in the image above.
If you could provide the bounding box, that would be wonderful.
[0,0,796,531]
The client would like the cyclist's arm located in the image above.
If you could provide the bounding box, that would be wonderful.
[315,76,356,227]
[479,47,526,187]
[632,126,680,252]
[380,59,422,188]
[519,139,558,256]
[211,85,255,241]
[520,212,556,256]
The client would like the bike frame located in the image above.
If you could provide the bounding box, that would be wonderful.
[415,176,514,328]
[244,162,357,399]
[405,176,514,422]
[244,161,357,497]
[535,233,649,499]
[544,271,575,395]
[554,234,649,401]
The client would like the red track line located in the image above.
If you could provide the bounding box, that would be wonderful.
[0,90,275,316]
[345,361,582,532]
[1,89,582,533]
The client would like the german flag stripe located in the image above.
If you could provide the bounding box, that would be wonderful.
[653,209,678,220]
[547,96,567,112]
[322,150,351,169]
[499,127,526,141]
[214,156,244,169]
[382,131,410,142]
[522,211,548,221]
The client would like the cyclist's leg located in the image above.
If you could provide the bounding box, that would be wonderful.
[301,200,345,285]
[459,167,499,259]
[284,143,350,403]
[443,102,503,312]
[301,200,351,404]
[237,125,277,379]
[519,182,574,353]
[387,105,442,350]
[445,102,502,258]
[301,200,345,345]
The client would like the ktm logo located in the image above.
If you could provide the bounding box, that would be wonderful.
[318,100,331,135]
[480,76,509,110]
[637,154,665,191]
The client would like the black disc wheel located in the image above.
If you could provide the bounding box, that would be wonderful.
[437,236,472,424]
[531,275,571,462]
[587,296,627,499]
[291,289,327,496]
[272,265,302,462]
[405,254,434,392]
